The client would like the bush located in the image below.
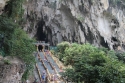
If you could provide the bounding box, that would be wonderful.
[3,59,11,65]
[57,41,70,61]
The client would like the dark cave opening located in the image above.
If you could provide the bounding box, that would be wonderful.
[36,20,53,45]
[113,44,117,49]
[100,36,109,49]
[38,45,43,51]
[47,27,52,45]
[112,37,118,42]
[36,20,48,43]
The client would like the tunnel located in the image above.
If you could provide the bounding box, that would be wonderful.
[38,45,43,51]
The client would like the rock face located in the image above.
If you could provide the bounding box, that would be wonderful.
[21,0,125,51]
[0,0,9,15]
[0,57,25,83]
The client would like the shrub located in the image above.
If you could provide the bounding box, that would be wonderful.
[57,41,70,61]
[3,59,11,65]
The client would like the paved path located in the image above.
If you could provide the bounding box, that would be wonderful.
[39,52,55,74]
[46,53,60,72]
[34,51,64,83]
[34,67,41,83]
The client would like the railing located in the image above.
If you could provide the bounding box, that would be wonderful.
[38,52,52,82]
[49,51,61,68]
[37,50,66,83]
[35,63,42,82]
[49,51,67,83]
[46,69,51,81]
[33,42,50,46]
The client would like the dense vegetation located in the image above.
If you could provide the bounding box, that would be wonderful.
[57,42,125,83]
[0,0,35,81]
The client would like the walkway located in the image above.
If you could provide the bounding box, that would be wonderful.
[34,51,64,83]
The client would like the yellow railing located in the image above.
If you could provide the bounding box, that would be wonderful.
[46,69,51,79]
[35,63,42,82]
[38,52,52,82]
[48,51,67,83]
[49,51,61,68]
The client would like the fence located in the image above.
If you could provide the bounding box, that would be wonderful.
[50,46,57,52]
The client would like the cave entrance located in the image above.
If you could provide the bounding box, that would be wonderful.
[100,36,109,49]
[38,45,43,51]
[36,20,48,43]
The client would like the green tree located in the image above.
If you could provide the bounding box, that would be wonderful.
[58,42,125,83]
[57,41,70,61]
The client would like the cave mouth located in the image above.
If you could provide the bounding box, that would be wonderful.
[100,36,109,49]
[112,37,118,42]
[38,45,43,51]
[36,20,48,43]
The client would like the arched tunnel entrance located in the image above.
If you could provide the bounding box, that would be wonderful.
[36,20,52,45]
[38,45,43,51]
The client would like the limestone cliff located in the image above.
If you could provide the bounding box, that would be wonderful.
[10,0,125,51]
[21,0,124,51]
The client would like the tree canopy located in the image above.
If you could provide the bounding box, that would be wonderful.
[57,42,125,83]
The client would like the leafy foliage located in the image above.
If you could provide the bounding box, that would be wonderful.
[57,41,70,61]
[10,28,35,64]
[116,51,125,62]
[57,42,125,83]
[0,16,16,55]
[76,15,84,22]
[0,16,35,80]
[3,0,25,24]
[0,0,36,80]
[3,59,11,65]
